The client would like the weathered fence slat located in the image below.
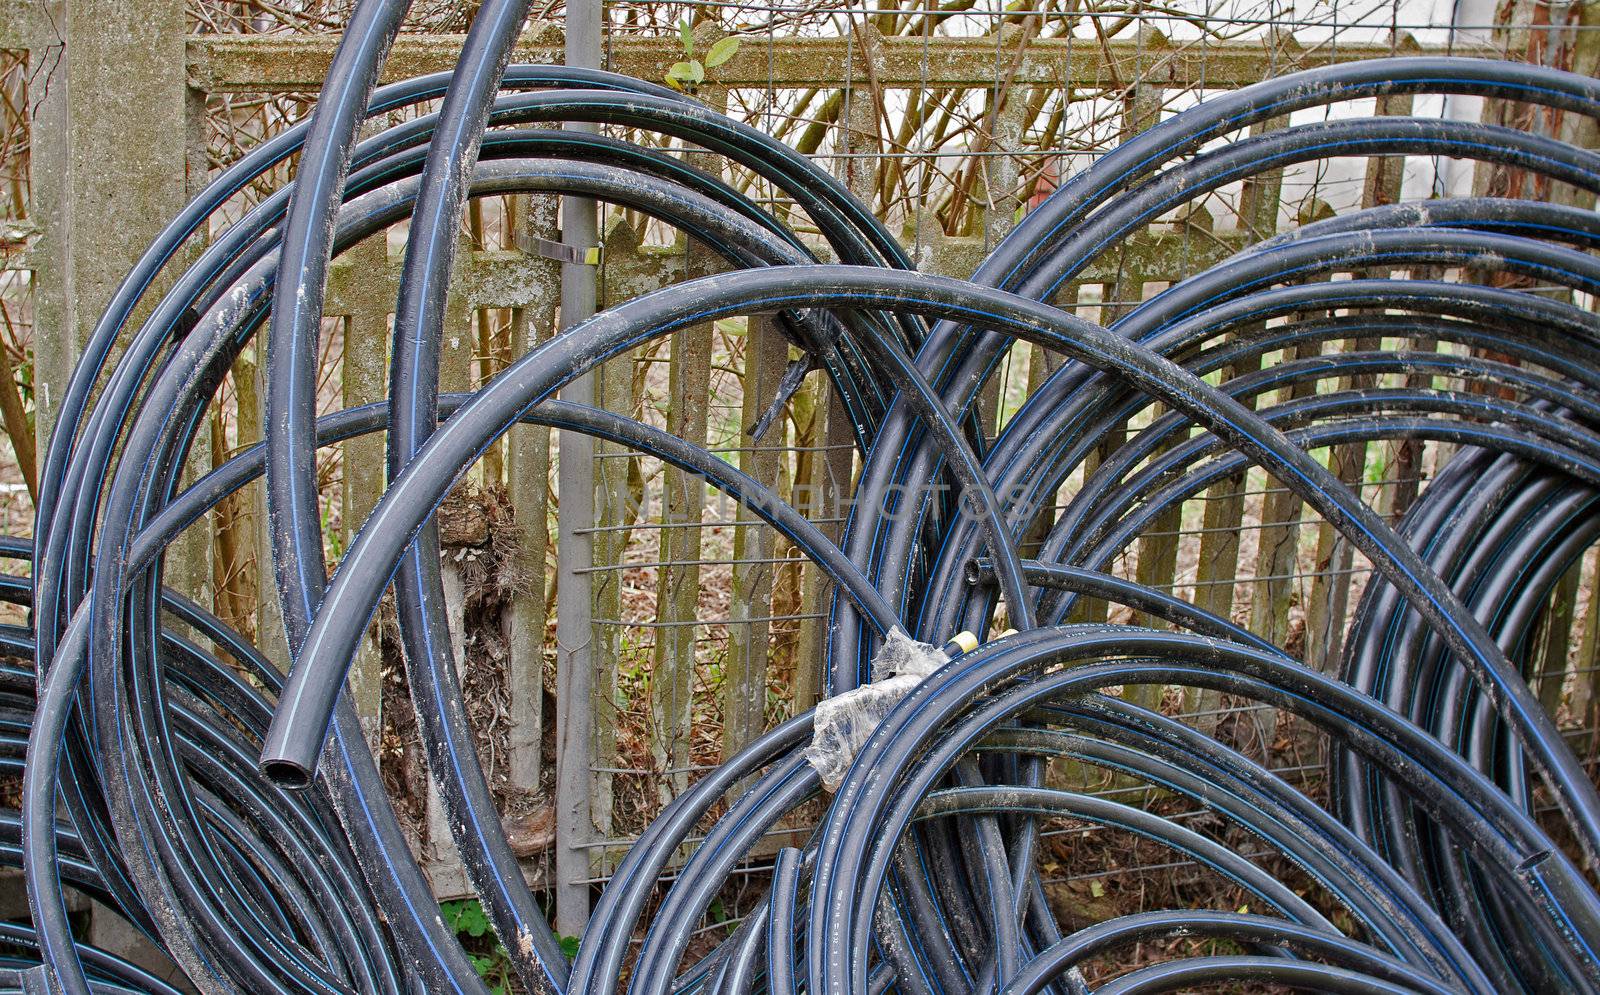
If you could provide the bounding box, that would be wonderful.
[725,318,788,758]
[1304,88,1414,675]
[1185,106,1289,735]
[338,236,393,751]
[651,86,727,802]
[506,192,558,801]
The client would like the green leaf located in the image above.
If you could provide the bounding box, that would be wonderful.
[1089,880,1105,898]
[672,62,704,88]
[442,898,491,938]
[679,16,694,54]
[704,36,740,68]
[559,934,581,959]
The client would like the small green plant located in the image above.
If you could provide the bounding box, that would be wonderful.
[441,899,513,994]
[707,896,731,926]
[664,16,739,95]
[441,897,491,937]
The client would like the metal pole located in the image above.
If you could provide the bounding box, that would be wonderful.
[554,0,603,939]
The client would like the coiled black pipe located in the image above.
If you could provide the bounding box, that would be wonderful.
[19,29,1600,995]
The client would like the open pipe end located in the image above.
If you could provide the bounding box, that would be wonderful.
[260,758,315,791]
[964,558,993,586]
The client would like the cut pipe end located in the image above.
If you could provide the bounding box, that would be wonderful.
[964,559,988,585]
[260,758,314,791]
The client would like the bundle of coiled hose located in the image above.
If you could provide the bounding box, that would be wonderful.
[15,1,1600,991]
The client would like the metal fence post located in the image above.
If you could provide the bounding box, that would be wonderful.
[554,0,603,939]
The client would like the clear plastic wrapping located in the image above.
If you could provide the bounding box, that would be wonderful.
[804,629,950,792]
